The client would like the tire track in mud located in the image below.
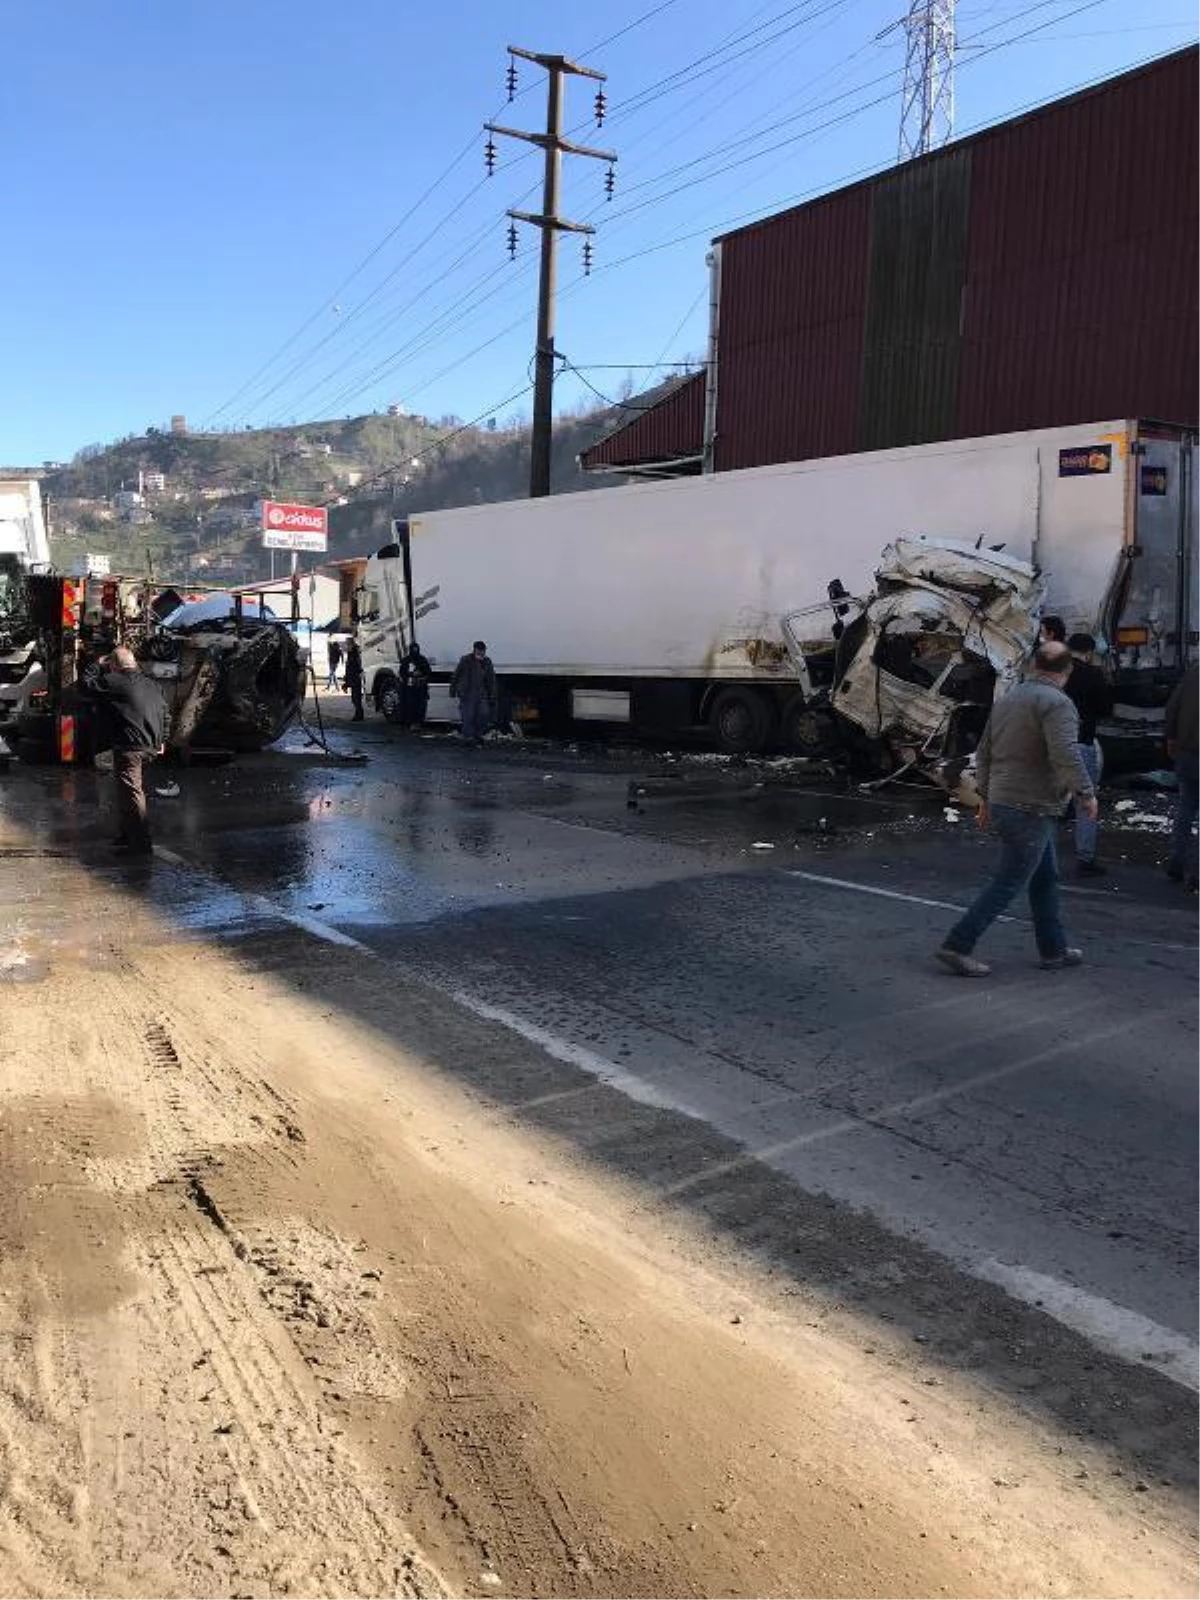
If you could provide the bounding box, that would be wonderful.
[0,954,445,1600]
[129,999,445,1597]
[128,984,631,1597]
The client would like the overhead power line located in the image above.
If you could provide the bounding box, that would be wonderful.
[249,0,1170,433]
[202,0,682,432]
[314,382,536,509]
[202,129,486,429]
[250,1,870,427]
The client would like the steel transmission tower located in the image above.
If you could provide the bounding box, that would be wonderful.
[897,0,955,161]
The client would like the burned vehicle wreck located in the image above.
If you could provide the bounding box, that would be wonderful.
[783,538,1044,796]
[145,596,306,753]
[8,586,306,763]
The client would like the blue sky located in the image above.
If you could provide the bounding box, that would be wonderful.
[5,0,1195,464]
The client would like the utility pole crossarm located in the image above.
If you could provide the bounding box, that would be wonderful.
[485,122,617,164]
[508,209,595,236]
[507,44,606,81]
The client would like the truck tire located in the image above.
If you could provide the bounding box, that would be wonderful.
[780,694,839,756]
[708,687,774,754]
[374,673,401,722]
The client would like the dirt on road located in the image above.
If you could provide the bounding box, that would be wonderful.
[0,851,1195,1599]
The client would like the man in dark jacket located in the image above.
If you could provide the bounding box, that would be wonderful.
[1064,633,1113,875]
[344,640,365,721]
[399,641,432,728]
[450,640,497,745]
[82,646,169,857]
[936,642,1096,977]
[1164,659,1199,890]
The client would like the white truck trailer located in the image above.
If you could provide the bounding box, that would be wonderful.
[354,418,1196,753]
[0,478,52,729]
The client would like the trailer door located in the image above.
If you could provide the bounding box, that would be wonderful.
[1190,438,1196,662]
[1125,432,1198,669]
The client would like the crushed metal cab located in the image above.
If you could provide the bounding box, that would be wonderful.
[786,537,1044,795]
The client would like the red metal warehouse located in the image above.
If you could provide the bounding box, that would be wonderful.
[582,46,1198,477]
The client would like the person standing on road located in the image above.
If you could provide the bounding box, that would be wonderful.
[81,645,169,859]
[344,639,365,722]
[399,641,432,728]
[450,640,496,746]
[1164,659,1198,891]
[1064,632,1113,877]
[936,641,1097,977]
[325,638,342,691]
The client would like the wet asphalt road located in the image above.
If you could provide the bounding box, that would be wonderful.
[2,706,1197,1409]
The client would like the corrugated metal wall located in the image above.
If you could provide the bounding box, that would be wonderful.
[956,48,1198,437]
[581,371,705,469]
[710,46,1198,473]
[858,149,971,450]
[712,187,872,472]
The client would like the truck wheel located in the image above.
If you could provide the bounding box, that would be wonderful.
[375,674,402,723]
[780,694,839,756]
[709,687,774,754]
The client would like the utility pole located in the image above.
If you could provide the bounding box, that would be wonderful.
[486,46,616,498]
[897,0,956,161]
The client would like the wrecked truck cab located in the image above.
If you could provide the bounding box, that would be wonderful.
[785,537,1045,793]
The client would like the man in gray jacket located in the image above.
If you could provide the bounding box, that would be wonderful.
[937,642,1097,977]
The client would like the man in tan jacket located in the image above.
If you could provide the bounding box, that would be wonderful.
[936,642,1096,978]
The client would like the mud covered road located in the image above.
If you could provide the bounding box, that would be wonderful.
[0,702,1196,1598]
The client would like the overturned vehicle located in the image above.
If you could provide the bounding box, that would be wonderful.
[8,584,306,762]
[783,538,1044,798]
[145,595,306,753]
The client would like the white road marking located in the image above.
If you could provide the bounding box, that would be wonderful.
[785,867,1197,952]
[786,869,983,916]
[978,1260,1199,1392]
[443,987,713,1121]
[153,846,371,951]
[148,842,1199,1388]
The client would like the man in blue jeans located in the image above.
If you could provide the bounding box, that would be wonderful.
[937,641,1097,978]
[1064,632,1112,876]
[1164,660,1198,891]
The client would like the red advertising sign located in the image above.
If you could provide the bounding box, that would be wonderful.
[261,500,328,552]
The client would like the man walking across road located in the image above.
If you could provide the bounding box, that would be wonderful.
[936,641,1097,977]
[1064,632,1112,876]
[325,637,342,691]
[1164,659,1198,891]
[450,640,497,746]
[81,646,169,858]
[344,640,365,721]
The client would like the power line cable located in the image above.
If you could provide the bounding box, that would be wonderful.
[203,128,486,428]
[233,5,877,431]
[315,381,536,507]
[282,9,879,421]
[277,1,1165,428]
[578,0,684,54]
[574,0,1127,232]
[204,0,682,430]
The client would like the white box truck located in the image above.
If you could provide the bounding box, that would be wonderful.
[354,418,1196,754]
[0,478,52,731]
